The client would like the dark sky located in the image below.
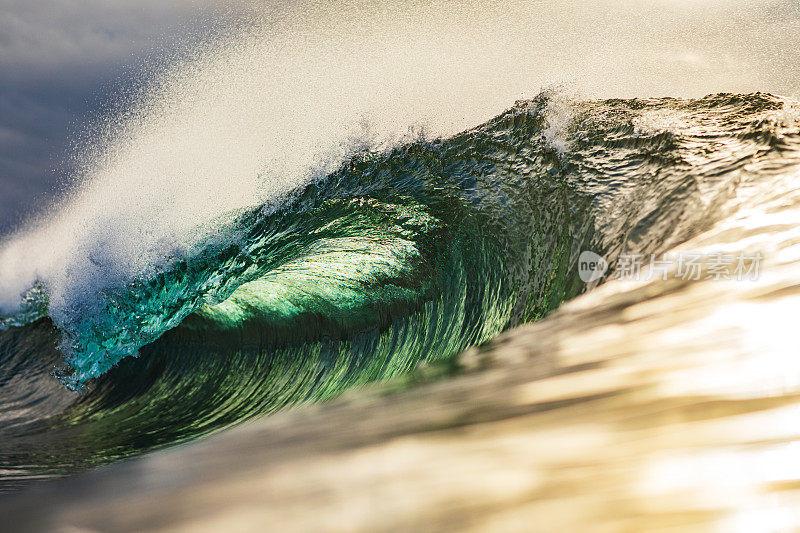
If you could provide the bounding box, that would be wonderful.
[0,0,251,236]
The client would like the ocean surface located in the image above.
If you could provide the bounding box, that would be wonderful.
[1,91,798,492]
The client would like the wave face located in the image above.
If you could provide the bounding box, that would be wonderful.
[1,92,799,490]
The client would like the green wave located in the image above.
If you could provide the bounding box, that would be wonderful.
[50,94,599,388]
[2,92,799,487]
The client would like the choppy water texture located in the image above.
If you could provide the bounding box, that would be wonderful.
[1,92,799,492]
